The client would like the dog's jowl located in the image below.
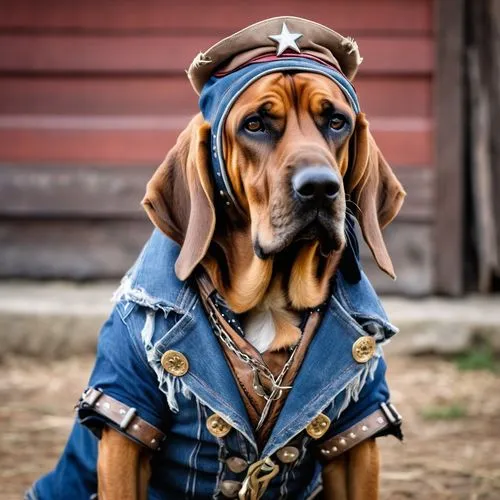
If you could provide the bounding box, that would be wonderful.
[28,17,406,500]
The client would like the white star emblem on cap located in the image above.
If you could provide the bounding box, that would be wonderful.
[268,22,303,56]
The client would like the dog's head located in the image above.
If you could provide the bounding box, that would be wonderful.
[142,18,405,309]
[143,79,403,267]
[221,71,405,275]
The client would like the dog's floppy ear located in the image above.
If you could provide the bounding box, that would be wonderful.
[142,113,215,281]
[346,113,406,279]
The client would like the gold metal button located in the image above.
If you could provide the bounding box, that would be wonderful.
[206,414,232,438]
[276,446,300,464]
[219,479,241,498]
[306,413,331,439]
[352,336,376,363]
[226,456,248,473]
[161,350,189,376]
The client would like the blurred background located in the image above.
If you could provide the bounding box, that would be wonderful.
[0,0,499,499]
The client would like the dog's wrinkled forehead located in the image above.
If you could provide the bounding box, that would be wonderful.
[186,16,363,211]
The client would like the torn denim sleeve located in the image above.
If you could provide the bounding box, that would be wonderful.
[78,303,170,436]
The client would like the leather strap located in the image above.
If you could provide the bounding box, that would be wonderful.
[78,387,166,451]
[317,402,402,461]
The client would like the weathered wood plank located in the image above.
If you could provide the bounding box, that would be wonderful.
[0,219,153,279]
[0,34,433,75]
[395,167,435,221]
[0,165,434,221]
[358,77,432,117]
[361,221,434,296]
[0,126,181,166]
[491,0,500,286]
[0,118,433,166]
[0,0,433,34]
[0,75,432,118]
[0,217,432,294]
[434,0,465,295]
[0,166,154,218]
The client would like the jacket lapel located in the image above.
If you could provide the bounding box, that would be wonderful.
[261,269,396,458]
[119,230,256,450]
[261,294,366,457]
[153,297,257,451]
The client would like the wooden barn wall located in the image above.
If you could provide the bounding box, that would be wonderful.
[0,0,435,295]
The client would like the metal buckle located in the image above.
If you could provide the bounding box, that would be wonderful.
[119,407,137,431]
[81,387,103,408]
[388,402,403,423]
[380,402,402,425]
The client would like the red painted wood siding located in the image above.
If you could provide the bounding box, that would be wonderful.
[0,0,434,167]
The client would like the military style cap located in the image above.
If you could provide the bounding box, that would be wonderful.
[188,16,363,94]
[187,16,363,212]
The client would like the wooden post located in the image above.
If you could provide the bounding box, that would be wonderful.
[434,0,465,295]
[467,0,500,292]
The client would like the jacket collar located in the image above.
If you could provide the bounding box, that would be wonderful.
[117,229,196,315]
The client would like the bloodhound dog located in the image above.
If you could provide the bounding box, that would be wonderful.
[97,71,405,499]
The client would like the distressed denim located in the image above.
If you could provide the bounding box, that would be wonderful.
[30,228,399,499]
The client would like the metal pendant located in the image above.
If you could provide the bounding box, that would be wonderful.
[252,369,269,398]
[252,369,293,401]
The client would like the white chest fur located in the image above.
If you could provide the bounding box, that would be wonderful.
[241,304,302,353]
[242,308,276,353]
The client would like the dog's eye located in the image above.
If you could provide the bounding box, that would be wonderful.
[329,114,346,131]
[244,118,265,133]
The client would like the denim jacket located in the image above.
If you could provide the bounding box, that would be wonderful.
[29,227,400,500]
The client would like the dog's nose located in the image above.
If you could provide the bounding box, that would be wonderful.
[292,166,341,205]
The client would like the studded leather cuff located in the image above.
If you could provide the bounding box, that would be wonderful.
[78,387,166,451]
[316,402,402,461]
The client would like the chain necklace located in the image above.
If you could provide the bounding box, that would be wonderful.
[207,308,300,430]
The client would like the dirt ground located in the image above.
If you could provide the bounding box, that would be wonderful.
[0,355,499,500]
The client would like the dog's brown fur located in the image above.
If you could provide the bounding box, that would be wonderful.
[100,72,405,499]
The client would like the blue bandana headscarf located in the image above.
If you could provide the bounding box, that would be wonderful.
[198,57,360,211]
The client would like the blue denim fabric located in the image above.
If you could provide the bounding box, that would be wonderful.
[31,229,399,499]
